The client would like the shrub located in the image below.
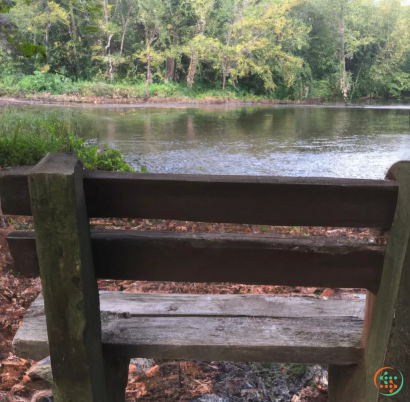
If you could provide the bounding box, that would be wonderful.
[77,143,133,172]
[0,107,134,172]
[18,71,80,94]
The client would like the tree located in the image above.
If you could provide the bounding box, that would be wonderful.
[3,0,410,100]
[216,0,309,92]
[34,2,69,64]
[183,0,215,88]
[135,0,167,97]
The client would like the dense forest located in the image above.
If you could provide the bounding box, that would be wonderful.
[0,0,410,100]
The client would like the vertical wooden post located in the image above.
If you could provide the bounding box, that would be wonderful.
[362,291,376,348]
[366,161,410,401]
[105,357,130,402]
[328,362,366,402]
[29,153,108,402]
[328,291,375,402]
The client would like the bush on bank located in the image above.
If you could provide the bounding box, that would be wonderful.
[0,107,133,171]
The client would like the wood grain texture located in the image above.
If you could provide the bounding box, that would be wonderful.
[96,292,366,319]
[0,166,32,215]
[328,292,374,402]
[104,357,130,402]
[7,231,40,277]
[328,362,366,402]
[361,291,376,349]
[7,230,385,292]
[14,293,365,365]
[0,167,398,228]
[28,153,108,402]
[366,161,410,402]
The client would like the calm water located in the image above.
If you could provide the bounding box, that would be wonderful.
[76,105,410,179]
[9,104,410,178]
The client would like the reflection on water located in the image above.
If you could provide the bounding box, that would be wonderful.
[79,106,410,179]
[9,105,410,178]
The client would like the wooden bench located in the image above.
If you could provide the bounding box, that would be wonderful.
[1,152,409,402]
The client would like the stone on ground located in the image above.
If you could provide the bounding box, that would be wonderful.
[28,357,53,385]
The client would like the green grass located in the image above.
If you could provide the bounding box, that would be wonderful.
[0,73,265,102]
[0,107,134,171]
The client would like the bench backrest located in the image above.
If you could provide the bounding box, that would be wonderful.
[1,160,399,294]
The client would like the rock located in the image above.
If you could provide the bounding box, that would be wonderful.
[190,395,229,402]
[129,358,156,374]
[28,357,53,385]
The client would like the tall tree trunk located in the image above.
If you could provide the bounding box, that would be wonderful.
[45,22,51,65]
[145,44,151,97]
[166,57,175,81]
[105,34,113,81]
[187,51,198,89]
[120,8,132,55]
[102,0,112,80]
[339,1,348,102]
[222,55,228,91]
[69,2,80,77]
[80,0,90,22]
[70,3,77,41]
[103,0,109,22]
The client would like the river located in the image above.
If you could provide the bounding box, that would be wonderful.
[7,103,410,178]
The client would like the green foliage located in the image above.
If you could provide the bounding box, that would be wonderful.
[77,144,133,171]
[0,107,134,171]
[19,43,47,59]
[83,26,100,34]
[283,363,307,378]
[0,48,17,77]
[0,0,10,12]
[18,71,79,93]
[2,0,410,99]
[6,36,47,59]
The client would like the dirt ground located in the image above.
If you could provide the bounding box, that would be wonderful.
[0,215,386,401]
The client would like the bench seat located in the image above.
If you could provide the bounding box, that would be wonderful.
[14,292,365,365]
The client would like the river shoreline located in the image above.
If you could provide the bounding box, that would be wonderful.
[1,95,409,109]
[0,94,322,107]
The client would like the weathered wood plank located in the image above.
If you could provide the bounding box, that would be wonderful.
[7,231,385,292]
[327,292,374,402]
[7,231,40,277]
[18,292,367,319]
[13,293,365,365]
[0,167,398,228]
[366,161,410,401]
[28,153,108,402]
[0,166,32,215]
[361,290,376,348]
[101,316,363,364]
[97,292,366,319]
[328,362,366,402]
[104,357,130,402]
